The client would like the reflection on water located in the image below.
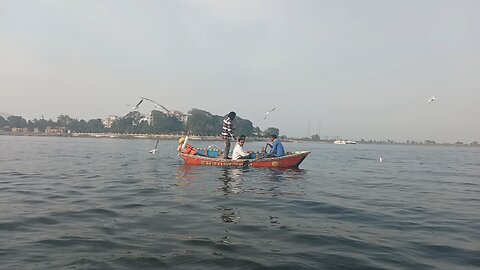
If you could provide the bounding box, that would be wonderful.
[213,167,309,223]
[217,168,247,224]
[218,167,245,195]
[175,164,200,186]
[216,205,240,223]
[260,168,308,197]
[266,169,285,182]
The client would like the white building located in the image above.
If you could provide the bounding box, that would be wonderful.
[167,110,190,123]
[103,115,118,128]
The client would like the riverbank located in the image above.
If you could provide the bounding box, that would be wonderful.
[1,131,478,146]
[0,131,211,141]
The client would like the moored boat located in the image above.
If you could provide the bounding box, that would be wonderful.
[180,151,311,168]
[334,140,357,144]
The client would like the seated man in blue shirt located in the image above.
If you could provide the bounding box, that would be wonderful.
[268,134,285,157]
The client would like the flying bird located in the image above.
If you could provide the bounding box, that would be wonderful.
[132,98,144,110]
[427,95,436,103]
[139,97,170,113]
[264,107,277,120]
[149,139,160,154]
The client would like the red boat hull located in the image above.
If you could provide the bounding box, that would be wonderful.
[180,151,310,168]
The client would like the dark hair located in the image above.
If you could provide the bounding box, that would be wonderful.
[228,111,236,119]
[238,135,246,142]
[270,134,278,139]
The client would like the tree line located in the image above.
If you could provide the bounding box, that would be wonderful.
[0,108,282,137]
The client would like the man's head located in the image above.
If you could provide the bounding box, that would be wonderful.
[270,134,278,141]
[228,111,236,120]
[238,135,246,145]
[178,136,186,145]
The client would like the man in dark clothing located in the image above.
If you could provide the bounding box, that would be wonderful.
[221,111,236,159]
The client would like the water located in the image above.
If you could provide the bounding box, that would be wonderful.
[1,136,479,269]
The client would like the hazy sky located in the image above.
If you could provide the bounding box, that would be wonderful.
[1,0,479,142]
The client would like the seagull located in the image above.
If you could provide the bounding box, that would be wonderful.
[264,107,276,120]
[139,97,170,113]
[427,95,436,103]
[132,98,144,110]
[379,157,383,162]
[149,139,160,154]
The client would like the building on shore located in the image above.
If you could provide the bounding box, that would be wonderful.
[45,126,66,134]
[167,110,190,123]
[11,127,28,133]
[103,115,118,129]
[333,140,357,145]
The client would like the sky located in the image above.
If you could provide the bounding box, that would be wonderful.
[1,0,479,143]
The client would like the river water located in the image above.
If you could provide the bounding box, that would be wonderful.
[0,136,479,269]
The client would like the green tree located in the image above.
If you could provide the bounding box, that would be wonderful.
[32,118,47,131]
[67,119,82,132]
[311,134,320,141]
[151,111,184,134]
[0,116,8,128]
[77,120,88,131]
[111,118,133,133]
[186,109,221,135]
[57,114,74,127]
[26,120,35,131]
[46,119,56,128]
[7,115,27,128]
[139,121,152,133]
[86,119,104,132]
[264,127,280,137]
[126,111,143,126]
[235,118,254,137]
[186,109,255,136]
[109,111,143,133]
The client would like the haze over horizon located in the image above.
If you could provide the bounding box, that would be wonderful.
[1,1,479,143]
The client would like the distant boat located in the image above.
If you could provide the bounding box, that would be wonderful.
[334,140,357,145]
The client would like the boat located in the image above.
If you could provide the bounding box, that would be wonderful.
[249,151,311,168]
[333,140,357,144]
[180,151,311,168]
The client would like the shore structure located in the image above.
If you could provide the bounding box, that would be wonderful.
[333,140,357,145]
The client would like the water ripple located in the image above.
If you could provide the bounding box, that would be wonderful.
[1,137,479,269]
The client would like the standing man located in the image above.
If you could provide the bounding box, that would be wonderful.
[222,111,236,159]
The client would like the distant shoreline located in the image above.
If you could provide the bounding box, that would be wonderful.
[0,131,204,141]
[1,131,478,147]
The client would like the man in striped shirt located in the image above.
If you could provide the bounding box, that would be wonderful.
[222,111,236,159]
